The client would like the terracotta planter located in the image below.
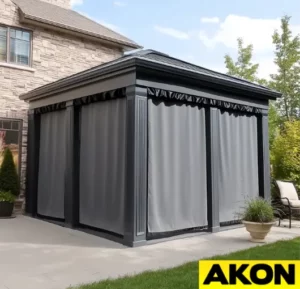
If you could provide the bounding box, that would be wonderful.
[0,201,14,217]
[242,221,275,243]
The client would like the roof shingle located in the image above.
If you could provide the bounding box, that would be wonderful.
[12,0,141,49]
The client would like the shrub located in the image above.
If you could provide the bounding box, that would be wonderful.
[0,191,16,203]
[0,148,19,196]
[241,198,274,223]
[271,121,300,191]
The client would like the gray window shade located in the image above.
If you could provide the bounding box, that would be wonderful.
[217,111,259,223]
[148,100,207,233]
[79,98,126,235]
[37,110,67,219]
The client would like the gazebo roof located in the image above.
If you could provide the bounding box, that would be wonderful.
[20,50,281,101]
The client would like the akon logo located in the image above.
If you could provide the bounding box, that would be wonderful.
[199,261,300,289]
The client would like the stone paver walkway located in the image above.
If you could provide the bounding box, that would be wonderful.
[0,216,299,289]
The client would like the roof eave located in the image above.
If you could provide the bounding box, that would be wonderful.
[19,12,142,50]
[20,58,137,101]
[20,55,282,103]
[135,58,282,100]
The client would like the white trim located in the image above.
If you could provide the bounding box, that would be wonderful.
[0,62,35,72]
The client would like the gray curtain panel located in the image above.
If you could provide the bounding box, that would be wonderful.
[37,110,67,219]
[148,100,207,233]
[79,98,126,235]
[217,111,259,223]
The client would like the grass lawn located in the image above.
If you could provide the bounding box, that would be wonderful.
[70,238,300,289]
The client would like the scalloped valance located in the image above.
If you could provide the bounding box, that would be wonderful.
[34,88,126,114]
[35,86,263,114]
[74,88,126,106]
[147,87,262,114]
[34,102,66,114]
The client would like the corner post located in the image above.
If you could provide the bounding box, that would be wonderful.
[206,107,220,232]
[26,109,40,216]
[124,85,147,247]
[257,109,271,200]
[64,101,79,228]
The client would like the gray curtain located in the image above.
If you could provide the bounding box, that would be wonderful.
[148,100,207,233]
[79,98,126,235]
[217,111,259,223]
[37,110,66,219]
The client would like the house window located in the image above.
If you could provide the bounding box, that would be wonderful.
[0,26,31,66]
[0,118,22,174]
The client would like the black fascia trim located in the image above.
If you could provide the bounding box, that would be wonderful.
[136,59,281,101]
[20,58,137,101]
[22,55,281,103]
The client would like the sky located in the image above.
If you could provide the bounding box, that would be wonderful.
[71,0,300,79]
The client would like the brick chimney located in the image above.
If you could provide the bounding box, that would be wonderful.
[40,0,70,9]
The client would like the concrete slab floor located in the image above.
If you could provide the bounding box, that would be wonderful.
[0,216,299,289]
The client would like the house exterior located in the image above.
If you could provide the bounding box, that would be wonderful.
[0,0,141,204]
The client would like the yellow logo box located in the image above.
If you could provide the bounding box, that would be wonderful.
[199,261,300,289]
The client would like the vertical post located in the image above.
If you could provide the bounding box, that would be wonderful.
[257,109,271,200]
[206,107,220,233]
[26,109,40,216]
[64,101,79,227]
[124,85,147,247]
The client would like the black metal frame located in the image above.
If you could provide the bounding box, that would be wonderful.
[25,56,277,247]
[220,220,242,227]
[147,225,208,240]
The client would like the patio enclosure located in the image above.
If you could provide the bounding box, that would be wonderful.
[22,50,281,247]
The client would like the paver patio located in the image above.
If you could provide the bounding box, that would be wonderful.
[0,216,299,289]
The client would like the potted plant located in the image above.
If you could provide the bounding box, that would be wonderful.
[241,197,276,243]
[0,148,19,217]
[0,191,16,217]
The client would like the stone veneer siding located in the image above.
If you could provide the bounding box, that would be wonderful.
[0,0,123,202]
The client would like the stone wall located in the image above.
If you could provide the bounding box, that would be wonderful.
[0,0,123,201]
[40,0,70,9]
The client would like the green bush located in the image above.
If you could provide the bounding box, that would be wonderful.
[241,198,274,223]
[271,121,300,191]
[0,191,16,203]
[0,148,19,196]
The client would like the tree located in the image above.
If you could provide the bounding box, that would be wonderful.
[268,101,280,150]
[272,121,300,190]
[224,38,261,83]
[270,16,300,120]
[224,38,278,145]
[0,148,19,196]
